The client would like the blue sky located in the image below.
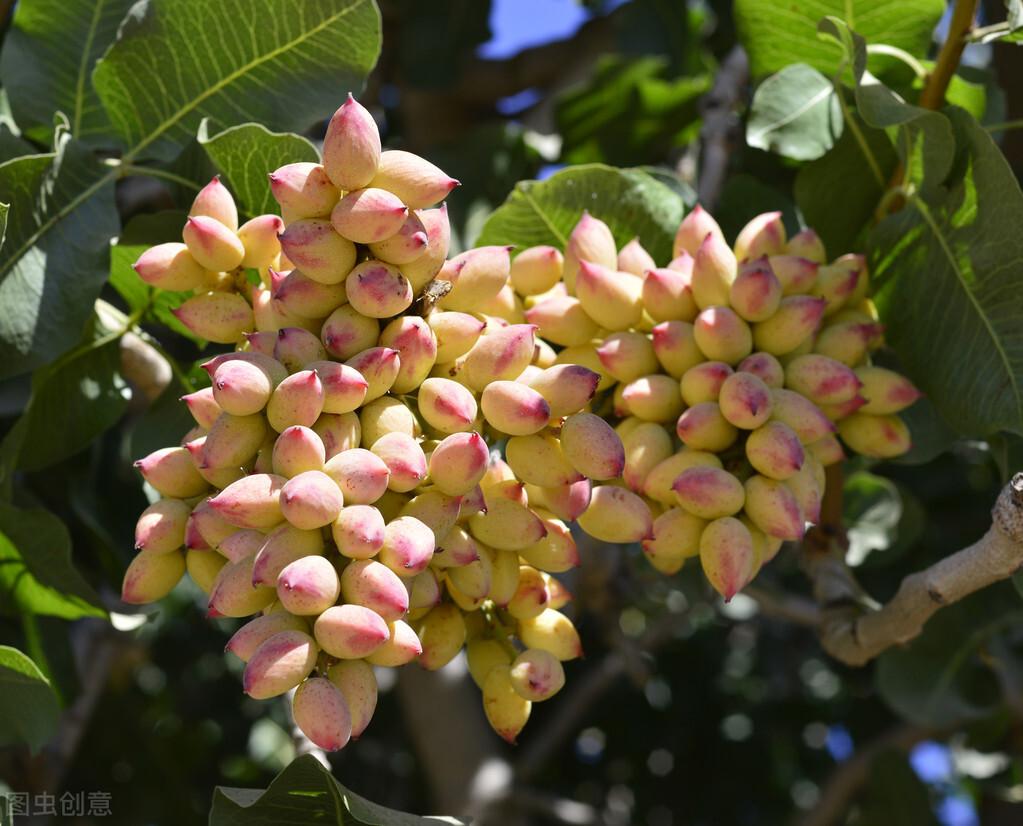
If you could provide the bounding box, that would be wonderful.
[478,0,593,59]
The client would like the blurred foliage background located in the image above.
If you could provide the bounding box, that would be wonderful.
[1,1,1022,825]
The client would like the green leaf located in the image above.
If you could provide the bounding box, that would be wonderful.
[870,109,1023,436]
[555,56,709,167]
[0,0,136,147]
[210,754,467,825]
[794,111,897,256]
[990,431,1023,485]
[0,646,60,752]
[16,336,130,472]
[818,18,956,194]
[92,0,381,163]
[22,613,81,705]
[735,0,945,79]
[0,126,36,161]
[747,63,843,161]
[0,135,119,379]
[475,164,684,264]
[713,174,799,244]
[876,585,1023,726]
[0,502,105,619]
[198,120,319,217]
[130,381,200,463]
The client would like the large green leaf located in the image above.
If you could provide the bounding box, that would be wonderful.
[0,502,105,619]
[198,120,319,217]
[475,164,684,264]
[210,754,467,825]
[0,0,136,147]
[0,646,60,752]
[746,63,842,161]
[92,0,381,163]
[870,110,1023,436]
[734,0,945,79]
[876,585,1023,726]
[794,111,897,256]
[0,135,119,379]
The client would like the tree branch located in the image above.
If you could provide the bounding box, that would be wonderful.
[744,584,822,627]
[808,474,1023,667]
[919,0,980,111]
[696,46,749,210]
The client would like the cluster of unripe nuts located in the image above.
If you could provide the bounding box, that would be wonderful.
[509,208,918,599]
[124,92,918,752]
[126,95,615,749]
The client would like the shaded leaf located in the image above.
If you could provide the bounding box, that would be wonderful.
[735,0,945,79]
[210,753,467,825]
[130,381,201,463]
[990,431,1023,485]
[714,173,798,243]
[870,110,1023,436]
[747,63,842,161]
[818,18,956,194]
[475,164,684,264]
[0,126,36,161]
[0,136,119,379]
[92,0,381,163]
[0,0,136,147]
[0,502,105,619]
[17,336,130,472]
[22,613,81,705]
[876,585,1023,726]
[0,646,60,752]
[794,111,896,255]
[198,120,319,217]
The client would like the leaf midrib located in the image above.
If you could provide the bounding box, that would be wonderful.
[909,192,1023,424]
[520,185,568,246]
[0,0,370,283]
[748,77,835,143]
[126,0,369,158]
[73,0,108,136]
